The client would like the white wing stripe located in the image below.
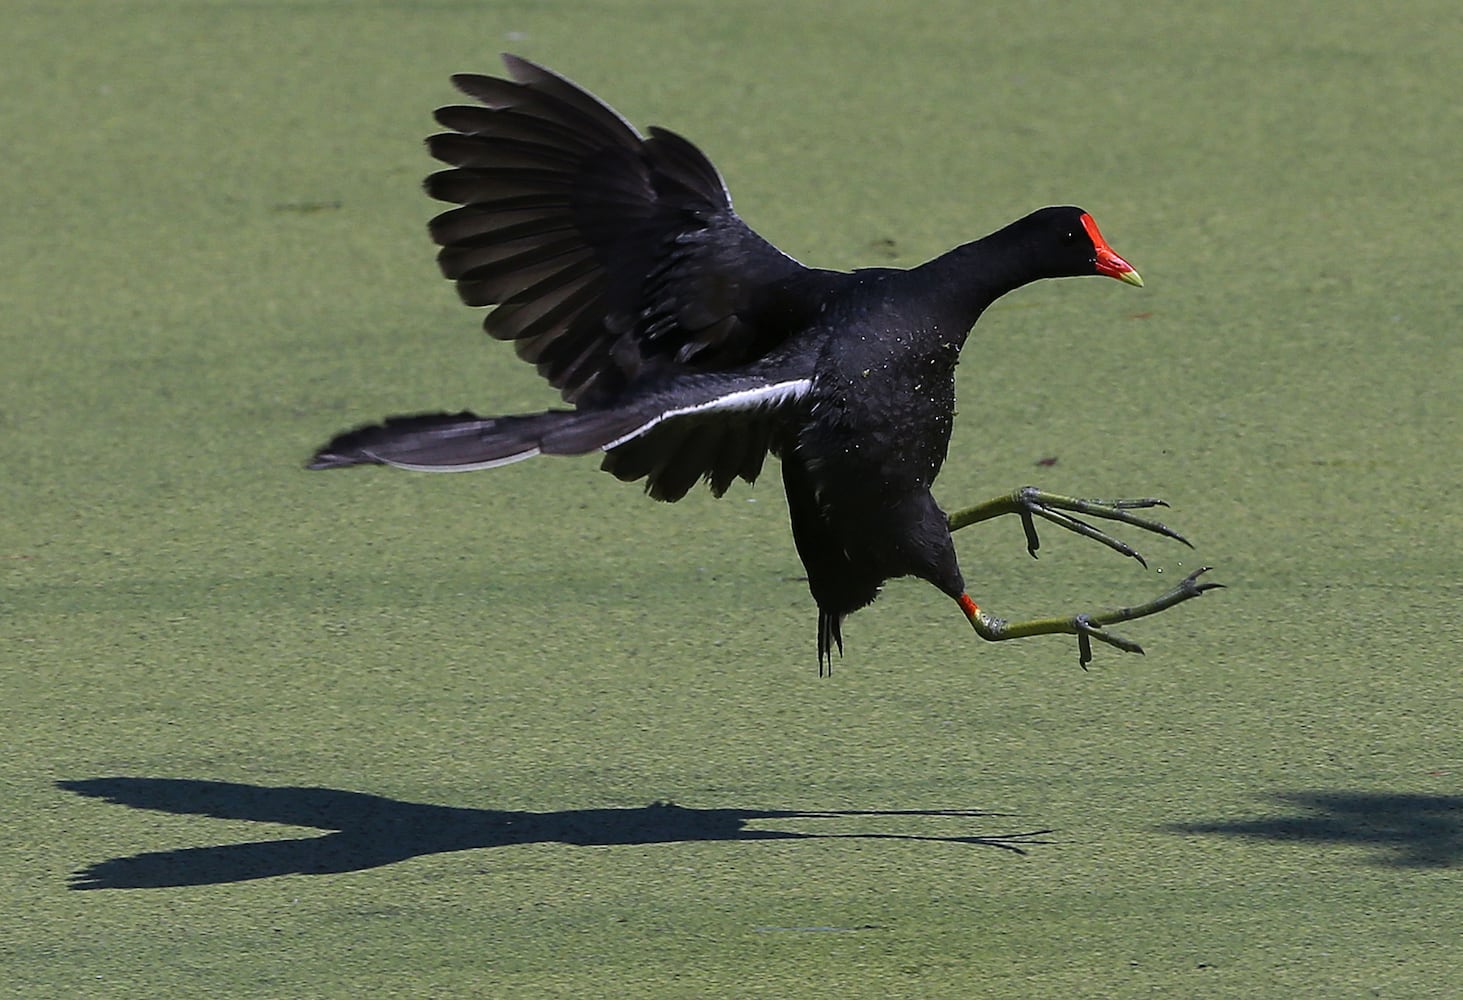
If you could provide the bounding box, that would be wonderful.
[372,446,543,473]
[601,378,812,451]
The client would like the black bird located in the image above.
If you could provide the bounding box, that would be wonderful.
[311,55,1220,673]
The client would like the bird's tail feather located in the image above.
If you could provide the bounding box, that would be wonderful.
[818,610,844,677]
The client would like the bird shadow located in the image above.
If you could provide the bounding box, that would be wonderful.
[57,777,1050,890]
[1163,790,1463,868]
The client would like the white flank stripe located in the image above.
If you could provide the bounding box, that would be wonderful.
[372,446,543,473]
[601,378,812,451]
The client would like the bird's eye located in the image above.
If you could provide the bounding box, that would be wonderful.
[1062,229,1080,246]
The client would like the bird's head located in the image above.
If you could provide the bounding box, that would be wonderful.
[1023,206,1144,286]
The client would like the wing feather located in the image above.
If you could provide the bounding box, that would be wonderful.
[313,370,813,501]
[425,55,825,405]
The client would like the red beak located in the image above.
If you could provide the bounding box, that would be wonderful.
[1081,213,1144,286]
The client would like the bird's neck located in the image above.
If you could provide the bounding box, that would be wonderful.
[914,221,1057,330]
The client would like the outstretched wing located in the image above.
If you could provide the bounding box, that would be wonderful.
[310,368,814,502]
[426,54,817,405]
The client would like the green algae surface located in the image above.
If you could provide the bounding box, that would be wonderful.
[4,3,1461,997]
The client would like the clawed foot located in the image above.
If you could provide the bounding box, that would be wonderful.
[947,486,1190,568]
[960,567,1224,668]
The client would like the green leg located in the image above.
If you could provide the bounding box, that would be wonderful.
[947,486,1191,568]
[959,568,1223,668]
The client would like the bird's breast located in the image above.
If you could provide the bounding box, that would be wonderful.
[802,325,962,501]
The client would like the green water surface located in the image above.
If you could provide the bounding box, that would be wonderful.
[3,2,1460,997]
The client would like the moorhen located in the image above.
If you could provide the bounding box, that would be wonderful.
[311,55,1220,673]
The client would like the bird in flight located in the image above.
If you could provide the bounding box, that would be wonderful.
[311,55,1220,673]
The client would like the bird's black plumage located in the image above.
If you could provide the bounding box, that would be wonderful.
[312,55,1217,672]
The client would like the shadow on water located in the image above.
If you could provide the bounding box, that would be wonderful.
[57,777,1049,890]
[1165,791,1463,868]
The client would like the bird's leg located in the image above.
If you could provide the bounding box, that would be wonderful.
[957,567,1222,668]
[946,486,1190,568]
